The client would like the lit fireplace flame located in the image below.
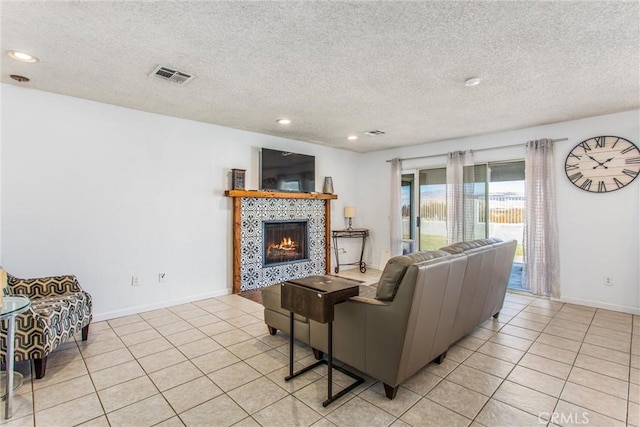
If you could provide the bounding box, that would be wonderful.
[265,230,306,264]
[268,237,297,251]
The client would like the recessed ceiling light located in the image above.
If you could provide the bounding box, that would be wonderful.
[464,77,481,87]
[347,135,358,141]
[277,118,291,125]
[7,50,39,63]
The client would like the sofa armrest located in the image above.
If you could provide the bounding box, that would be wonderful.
[309,281,414,386]
[7,274,83,298]
[349,296,390,306]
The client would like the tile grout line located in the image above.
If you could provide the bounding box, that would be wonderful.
[79,323,112,427]
[464,294,541,423]
[19,292,637,427]
[546,299,595,426]
[401,293,539,423]
[553,305,632,424]
[155,299,302,426]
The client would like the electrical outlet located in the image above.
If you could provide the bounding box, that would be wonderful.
[604,276,613,286]
[159,273,166,283]
[131,276,140,286]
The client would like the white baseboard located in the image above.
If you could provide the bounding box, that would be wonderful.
[552,295,640,315]
[92,288,232,322]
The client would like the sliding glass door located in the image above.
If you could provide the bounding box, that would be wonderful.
[486,161,525,263]
[401,168,450,252]
[417,168,448,250]
[402,160,525,288]
[487,161,525,289]
[401,173,415,254]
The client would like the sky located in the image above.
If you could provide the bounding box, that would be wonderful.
[402,181,525,207]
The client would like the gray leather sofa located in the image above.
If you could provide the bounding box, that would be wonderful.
[261,238,517,399]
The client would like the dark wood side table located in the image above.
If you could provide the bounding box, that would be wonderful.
[280,275,363,407]
[332,229,369,273]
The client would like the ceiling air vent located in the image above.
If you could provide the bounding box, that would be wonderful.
[363,130,386,136]
[150,65,194,85]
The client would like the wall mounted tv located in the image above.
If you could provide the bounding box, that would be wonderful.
[260,148,315,193]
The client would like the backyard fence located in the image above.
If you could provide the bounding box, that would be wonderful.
[403,195,524,225]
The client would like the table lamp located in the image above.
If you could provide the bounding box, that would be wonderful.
[344,207,356,230]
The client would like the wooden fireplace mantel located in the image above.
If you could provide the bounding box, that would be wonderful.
[224,190,337,200]
[225,190,338,293]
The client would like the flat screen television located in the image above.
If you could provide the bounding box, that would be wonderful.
[260,148,315,192]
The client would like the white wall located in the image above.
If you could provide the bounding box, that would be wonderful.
[0,84,360,320]
[357,110,640,314]
[0,84,3,264]
[3,84,638,317]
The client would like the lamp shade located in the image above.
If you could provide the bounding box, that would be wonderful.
[344,207,356,218]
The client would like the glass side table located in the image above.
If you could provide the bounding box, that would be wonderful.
[0,296,30,419]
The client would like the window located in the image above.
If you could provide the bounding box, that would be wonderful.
[402,160,524,261]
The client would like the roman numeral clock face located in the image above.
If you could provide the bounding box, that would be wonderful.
[564,136,640,193]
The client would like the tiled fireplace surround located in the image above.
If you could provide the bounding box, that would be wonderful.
[237,198,325,291]
[225,191,336,293]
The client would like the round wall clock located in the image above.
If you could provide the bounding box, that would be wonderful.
[564,136,640,193]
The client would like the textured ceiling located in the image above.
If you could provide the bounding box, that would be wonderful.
[1,1,638,153]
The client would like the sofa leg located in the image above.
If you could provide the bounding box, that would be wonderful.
[267,326,277,336]
[383,383,398,400]
[82,324,90,341]
[34,357,48,379]
[312,348,324,360]
[493,311,500,319]
[435,351,447,364]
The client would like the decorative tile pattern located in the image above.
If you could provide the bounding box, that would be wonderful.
[239,198,326,291]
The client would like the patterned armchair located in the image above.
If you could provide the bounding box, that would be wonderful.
[0,271,92,378]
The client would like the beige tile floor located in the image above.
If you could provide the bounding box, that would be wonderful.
[2,275,639,427]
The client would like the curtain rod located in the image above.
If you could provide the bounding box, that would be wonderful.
[386,138,569,163]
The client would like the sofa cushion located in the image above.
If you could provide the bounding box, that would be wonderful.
[439,238,502,255]
[375,250,450,301]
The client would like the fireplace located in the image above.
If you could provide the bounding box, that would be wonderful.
[263,220,309,266]
[225,191,336,293]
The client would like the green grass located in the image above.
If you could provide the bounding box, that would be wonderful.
[420,234,448,250]
[515,243,524,258]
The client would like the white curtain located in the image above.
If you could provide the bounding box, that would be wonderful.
[446,151,475,244]
[390,158,403,256]
[523,139,560,297]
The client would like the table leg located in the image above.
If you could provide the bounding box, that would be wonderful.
[333,235,340,273]
[358,235,367,273]
[327,322,332,402]
[283,315,364,408]
[5,316,15,419]
[285,312,323,382]
[288,312,294,378]
[322,318,364,407]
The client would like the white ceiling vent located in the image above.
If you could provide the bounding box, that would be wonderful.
[150,66,194,85]
[363,130,386,136]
